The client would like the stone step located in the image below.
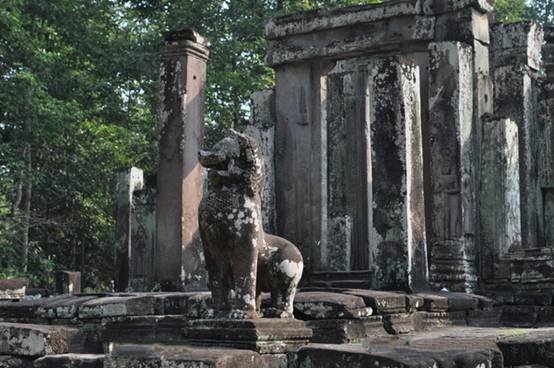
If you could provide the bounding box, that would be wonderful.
[0,355,33,368]
[294,291,373,319]
[295,343,499,368]
[104,344,264,368]
[33,354,104,368]
[0,323,81,357]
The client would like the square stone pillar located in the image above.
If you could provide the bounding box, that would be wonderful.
[155,29,209,291]
[245,89,277,234]
[114,167,144,291]
[480,118,521,282]
[427,42,477,292]
[366,56,427,291]
[492,22,544,248]
[274,61,331,272]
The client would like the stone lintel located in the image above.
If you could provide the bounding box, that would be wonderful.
[265,0,422,40]
[422,0,495,15]
[266,16,434,66]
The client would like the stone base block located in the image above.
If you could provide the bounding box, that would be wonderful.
[382,313,415,334]
[0,355,33,368]
[0,279,26,300]
[33,354,104,368]
[105,344,263,368]
[101,315,188,345]
[306,316,385,343]
[0,323,81,356]
[183,318,312,354]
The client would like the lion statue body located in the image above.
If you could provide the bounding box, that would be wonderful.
[198,130,303,319]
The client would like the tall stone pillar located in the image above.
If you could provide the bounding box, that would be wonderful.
[427,42,477,292]
[155,30,209,291]
[245,89,277,234]
[366,56,427,291]
[274,61,331,272]
[480,118,521,282]
[492,22,543,248]
[114,167,144,291]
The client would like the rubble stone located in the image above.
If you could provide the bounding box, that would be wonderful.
[0,323,80,357]
[33,354,104,368]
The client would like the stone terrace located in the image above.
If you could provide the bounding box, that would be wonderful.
[1,289,554,366]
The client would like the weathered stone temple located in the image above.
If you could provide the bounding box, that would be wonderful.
[6,2,554,367]
[117,1,554,296]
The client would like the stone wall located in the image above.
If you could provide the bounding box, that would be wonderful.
[248,1,554,293]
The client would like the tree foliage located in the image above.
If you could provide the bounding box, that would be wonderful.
[0,0,383,290]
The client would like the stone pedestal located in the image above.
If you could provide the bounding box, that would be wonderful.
[183,318,312,354]
[155,29,209,291]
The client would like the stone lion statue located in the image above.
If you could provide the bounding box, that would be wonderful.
[198,129,303,319]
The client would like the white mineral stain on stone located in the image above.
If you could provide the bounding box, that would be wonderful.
[278,260,303,279]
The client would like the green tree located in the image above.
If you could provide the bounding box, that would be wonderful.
[529,0,553,25]
[494,0,530,22]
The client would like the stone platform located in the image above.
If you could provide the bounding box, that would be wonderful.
[0,290,553,366]
[183,318,312,354]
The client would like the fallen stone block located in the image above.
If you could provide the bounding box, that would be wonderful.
[0,323,80,356]
[0,279,27,300]
[104,344,264,368]
[78,295,158,319]
[296,344,497,368]
[33,354,104,368]
[0,355,33,368]
[294,292,372,319]
[342,290,406,314]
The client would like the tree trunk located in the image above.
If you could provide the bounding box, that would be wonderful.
[22,143,32,273]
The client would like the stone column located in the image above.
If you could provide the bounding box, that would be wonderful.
[492,22,543,248]
[129,175,157,291]
[427,42,477,292]
[366,56,427,291]
[245,89,277,234]
[325,62,368,272]
[274,61,331,272]
[480,118,521,281]
[114,167,144,291]
[539,27,554,246]
[155,29,209,291]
